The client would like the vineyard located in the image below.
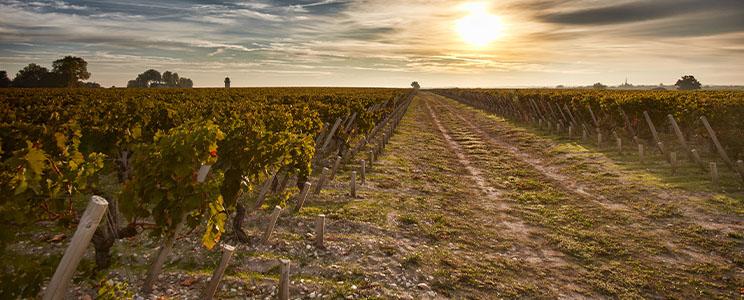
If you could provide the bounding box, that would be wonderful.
[1,88,742,299]
[435,89,744,184]
[0,87,413,298]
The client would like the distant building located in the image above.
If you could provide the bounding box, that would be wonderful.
[224,77,231,88]
[619,78,633,88]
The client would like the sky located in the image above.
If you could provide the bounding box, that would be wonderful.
[0,0,742,88]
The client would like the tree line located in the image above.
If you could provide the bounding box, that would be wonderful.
[0,56,98,88]
[0,56,195,88]
[127,69,193,88]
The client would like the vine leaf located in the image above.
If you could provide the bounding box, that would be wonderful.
[202,195,227,250]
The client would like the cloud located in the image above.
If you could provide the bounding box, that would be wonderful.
[0,0,742,87]
[537,0,744,27]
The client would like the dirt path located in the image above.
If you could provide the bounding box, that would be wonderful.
[414,92,742,299]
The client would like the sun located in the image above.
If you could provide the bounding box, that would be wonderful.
[456,2,505,47]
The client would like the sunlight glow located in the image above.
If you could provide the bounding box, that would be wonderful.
[456,2,505,47]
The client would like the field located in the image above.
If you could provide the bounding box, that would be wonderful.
[1,88,742,299]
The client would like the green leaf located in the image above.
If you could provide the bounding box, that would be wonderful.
[202,195,226,250]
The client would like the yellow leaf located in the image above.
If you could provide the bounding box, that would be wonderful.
[24,146,47,176]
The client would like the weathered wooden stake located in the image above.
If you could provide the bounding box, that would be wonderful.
[360,160,366,185]
[254,173,276,209]
[700,117,741,184]
[691,149,702,166]
[314,167,328,194]
[568,126,573,139]
[315,214,325,248]
[204,244,236,300]
[597,132,603,147]
[710,162,719,186]
[616,137,622,155]
[329,156,342,181]
[276,172,290,194]
[582,128,588,141]
[670,151,677,175]
[639,144,645,163]
[279,259,290,300]
[350,171,357,197]
[44,196,109,300]
[657,141,669,163]
[294,182,312,212]
[321,118,343,152]
[668,114,702,169]
[262,206,282,244]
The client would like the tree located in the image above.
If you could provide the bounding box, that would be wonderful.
[592,82,607,89]
[12,64,53,87]
[411,81,420,89]
[127,79,145,88]
[52,56,90,87]
[675,75,701,90]
[127,69,193,88]
[140,69,162,86]
[178,77,193,88]
[0,71,11,88]
[162,71,181,87]
[81,82,101,88]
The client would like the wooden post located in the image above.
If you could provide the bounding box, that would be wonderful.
[657,141,669,163]
[670,152,677,175]
[315,214,325,248]
[314,123,329,146]
[568,126,573,139]
[197,165,212,182]
[710,162,719,186]
[276,172,290,194]
[639,144,645,163]
[321,118,343,152]
[700,116,737,173]
[691,149,702,167]
[43,196,109,300]
[643,111,665,156]
[582,128,588,142]
[597,132,603,147]
[360,160,366,185]
[588,106,600,128]
[279,259,290,300]
[262,206,282,244]
[254,173,276,209]
[204,244,236,300]
[368,150,375,164]
[557,122,563,135]
[314,168,328,194]
[667,115,699,165]
[294,182,312,212]
[329,156,342,181]
[350,171,357,197]
[616,137,622,155]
